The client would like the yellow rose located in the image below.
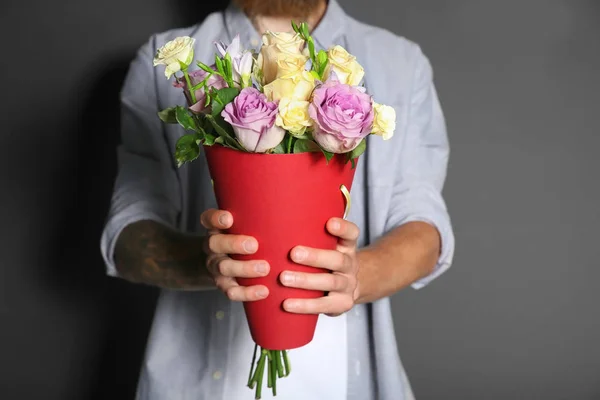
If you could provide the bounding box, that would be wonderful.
[323,45,365,86]
[263,71,315,102]
[276,98,312,134]
[372,103,396,140]
[153,36,196,79]
[275,52,309,79]
[257,31,307,85]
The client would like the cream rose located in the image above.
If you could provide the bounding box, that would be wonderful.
[371,103,396,140]
[276,98,312,134]
[323,45,365,86]
[153,36,196,79]
[256,31,307,85]
[263,71,315,102]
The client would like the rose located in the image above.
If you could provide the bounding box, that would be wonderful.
[371,103,396,140]
[153,36,196,79]
[174,67,227,113]
[256,31,308,85]
[263,70,315,102]
[309,80,374,153]
[215,35,254,88]
[322,45,365,87]
[221,88,285,153]
[276,98,312,134]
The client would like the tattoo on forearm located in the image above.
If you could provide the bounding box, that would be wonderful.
[114,220,212,289]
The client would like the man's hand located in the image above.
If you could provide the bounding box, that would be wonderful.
[201,208,271,302]
[279,218,360,317]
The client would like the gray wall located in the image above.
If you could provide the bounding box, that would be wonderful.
[1,0,598,399]
[341,0,600,399]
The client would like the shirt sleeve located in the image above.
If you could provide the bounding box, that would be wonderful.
[384,46,456,289]
[100,37,182,277]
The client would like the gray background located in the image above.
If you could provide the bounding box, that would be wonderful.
[1,0,599,399]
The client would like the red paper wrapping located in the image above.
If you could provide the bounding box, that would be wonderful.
[204,144,357,350]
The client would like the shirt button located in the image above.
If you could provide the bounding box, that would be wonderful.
[213,370,222,380]
[355,360,361,376]
[215,310,225,320]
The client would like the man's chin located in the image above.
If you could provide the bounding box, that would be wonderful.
[233,0,325,18]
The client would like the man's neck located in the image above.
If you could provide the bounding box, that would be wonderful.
[250,1,328,34]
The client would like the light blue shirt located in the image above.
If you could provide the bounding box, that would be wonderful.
[100,1,455,399]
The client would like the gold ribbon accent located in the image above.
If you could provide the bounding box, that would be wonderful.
[211,179,214,189]
[340,184,351,220]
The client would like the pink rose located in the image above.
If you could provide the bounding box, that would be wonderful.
[174,66,227,113]
[221,88,285,153]
[308,80,374,153]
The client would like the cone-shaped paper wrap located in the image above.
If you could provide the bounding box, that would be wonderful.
[204,144,357,350]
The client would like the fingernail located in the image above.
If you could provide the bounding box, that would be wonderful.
[281,272,293,284]
[331,220,341,231]
[218,214,229,226]
[285,301,298,310]
[293,248,307,261]
[254,262,267,274]
[243,239,257,253]
[256,288,267,298]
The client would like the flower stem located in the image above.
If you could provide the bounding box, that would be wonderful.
[247,343,258,388]
[283,350,291,376]
[183,69,197,105]
[247,347,291,398]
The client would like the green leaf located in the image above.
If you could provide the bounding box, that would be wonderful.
[322,150,334,163]
[302,23,310,40]
[205,114,245,151]
[203,132,217,146]
[289,131,309,140]
[348,138,367,160]
[178,60,189,71]
[215,56,225,76]
[158,107,177,123]
[291,20,299,34]
[211,87,241,117]
[174,134,200,167]
[271,142,286,154]
[317,50,328,68]
[310,70,321,80]
[175,106,197,131]
[308,39,316,61]
[197,62,216,74]
[293,139,321,154]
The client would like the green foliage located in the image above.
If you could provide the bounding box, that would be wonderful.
[175,106,197,131]
[210,87,240,117]
[174,133,200,167]
[158,107,177,123]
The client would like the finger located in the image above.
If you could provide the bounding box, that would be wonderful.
[200,208,233,230]
[327,218,360,249]
[208,233,258,255]
[218,258,270,278]
[280,271,348,292]
[215,277,269,302]
[282,293,354,316]
[290,246,350,272]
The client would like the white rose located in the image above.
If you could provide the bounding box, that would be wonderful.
[153,36,196,79]
[372,103,396,140]
[323,45,365,86]
[256,31,307,85]
[276,98,312,134]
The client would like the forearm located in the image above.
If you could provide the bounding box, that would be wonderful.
[355,221,441,304]
[114,219,213,290]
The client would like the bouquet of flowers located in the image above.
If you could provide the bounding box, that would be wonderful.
[152,22,395,399]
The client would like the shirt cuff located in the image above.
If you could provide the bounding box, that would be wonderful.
[406,213,455,290]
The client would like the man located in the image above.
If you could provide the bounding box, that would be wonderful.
[100,0,455,399]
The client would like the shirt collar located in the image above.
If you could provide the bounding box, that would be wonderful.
[224,0,347,50]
